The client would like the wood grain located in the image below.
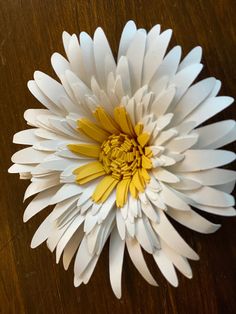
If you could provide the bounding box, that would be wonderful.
[0,0,235,313]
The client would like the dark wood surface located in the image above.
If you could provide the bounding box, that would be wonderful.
[0,0,235,313]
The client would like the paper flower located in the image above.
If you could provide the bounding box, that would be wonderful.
[9,21,236,298]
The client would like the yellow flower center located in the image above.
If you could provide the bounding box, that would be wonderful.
[68,106,153,207]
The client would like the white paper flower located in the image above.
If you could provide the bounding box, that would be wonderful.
[9,21,236,298]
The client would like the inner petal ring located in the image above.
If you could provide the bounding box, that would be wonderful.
[68,106,153,207]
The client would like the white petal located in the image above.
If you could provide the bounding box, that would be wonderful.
[116,56,131,96]
[171,150,236,172]
[184,186,234,208]
[79,31,96,85]
[74,237,93,277]
[11,147,49,164]
[140,194,158,222]
[126,237,158,286]
[27,81,62,115]
[97,192,116,223]
[13,129,39,145]
[142,29,172,84]
[116,210,126,240]
[31,213,53,248]
[171,77,216,125]
[194,204,236,217]
[62,31,71,55]
[161,240,192,278]
[109,227,125,299]
[67,34,87,83]
[79,254,99,284]
[63,228,84,270]
[155,113,173,131]
[146,24,160,48]
[152,168,180,183]
[135,218,153,253]
[153,249,178,287]
[153,46,181,81]
[50,184,82,204]
[160,183,191,211]
[170,176,202,190]
[170,63,203,106]
[126,30,146,93]
[150,76,169,99]
[77,182,97,207]
[184,96,234,127]
[23,186,60,222]
[24,108,50,127]
[33,71,67,111]
[118,20,137,59]
[179,168,236,186]
[50,195,78,222]
[167,208,220,233]
[56,216,85,263]
[94,27,116,87]
[215,181,236,194]
[210,79,221,97]
[51,52,71,77]
[175,121,197,135]
[8,164,34,174]
[152,210,199,260]
[151,87,176,116]
[46,223,70,252]
[41,158,79,171]
[192,120,236,149]
[207,124,236,150]
[166,134,198,153]
[178,46,202,71]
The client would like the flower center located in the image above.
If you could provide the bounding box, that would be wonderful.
[68,106,153,207]
[100,133,151,181]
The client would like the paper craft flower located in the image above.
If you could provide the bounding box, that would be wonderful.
[9,21,236,298]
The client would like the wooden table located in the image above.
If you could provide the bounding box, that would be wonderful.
[0,0,235,313]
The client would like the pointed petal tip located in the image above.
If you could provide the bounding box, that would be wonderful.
[7,165,13,173]
[23,214,29,223]
[171,279,179,288]
[51,52,61,63]
[192,253,200,261]
[94,26,104,37]
[63,261,69,271]
[62,30,70,37]
[33,70,44,80]
[27,80,33,88]
[125,20,136,28]
[151,280,159,287]
[30,240,38,249]
[215,224,221,232]
[115,293,122,299]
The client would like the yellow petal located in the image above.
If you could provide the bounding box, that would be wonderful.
[116,179,131,207]
[141,167,150,182]
[137,132,150,147]
[73,161,105,184]
[76,171,105,184]
[92,175,118,203]
[134,123,144,136]
[142,155,152,169]
[129,180,138,198]
[78,118,109,143]
[132,170,144,192]
[144,147,153,158]
[67,144,101,158]
[138,168,146,187]
[94,107,120,134]
[114,106,135,136]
